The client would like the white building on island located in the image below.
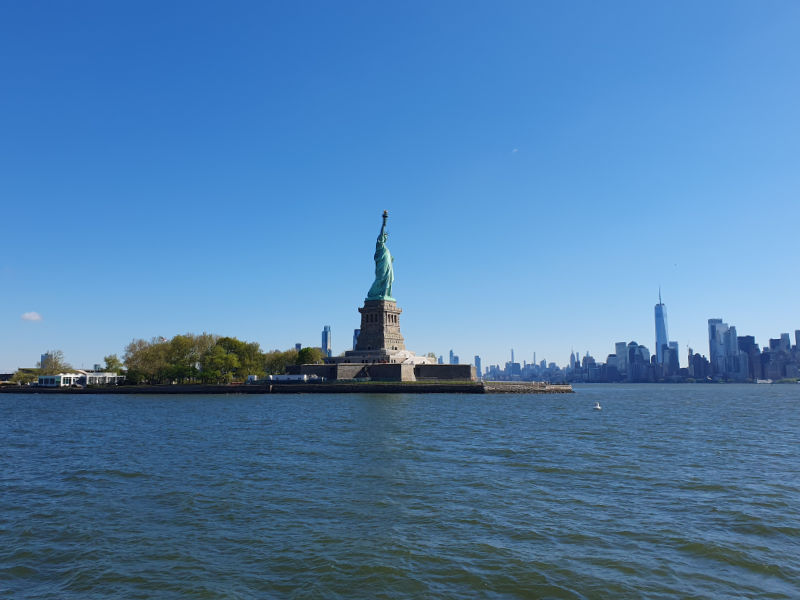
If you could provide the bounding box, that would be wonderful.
[38,370,125,387]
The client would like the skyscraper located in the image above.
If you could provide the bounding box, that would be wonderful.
[615,341,628,374]
[654,290,669,364]
[780,333,791,352]
[352,329,360,351]
[474,355,482,379]
[321,325,331,358]
[708,318,747,379]
[664,342,680,376]
[708,318,729,374]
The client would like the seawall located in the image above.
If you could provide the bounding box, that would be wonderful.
[482,381,574,394]
[0,381,573,395]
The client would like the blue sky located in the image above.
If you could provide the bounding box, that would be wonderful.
[2,1,799,371]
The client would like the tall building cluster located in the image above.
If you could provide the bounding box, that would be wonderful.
[701,321,800,381]
[706,319,746,380]
[483,350,564,382]
[561,299,800,382]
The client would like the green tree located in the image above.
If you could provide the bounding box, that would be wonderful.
[190,333,218,361]
[119,333,283,384]
[297,347,324,365]
[200,344,240,383]
[238,341,265,378]
[123,338,150,383]
[103,354,123,373]
[10,369,39,384]
[166,335,198,383]
[123,338,169,383]
[217,337,265,379]
[264,349,298,375]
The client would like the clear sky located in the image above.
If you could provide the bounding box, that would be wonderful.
[2,1,799,372]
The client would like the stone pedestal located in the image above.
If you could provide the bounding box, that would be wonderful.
[323,300,410,365]
[316,296,472,381]
[356,300,405,352]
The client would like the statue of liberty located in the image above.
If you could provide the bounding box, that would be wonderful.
[366,210,395,301]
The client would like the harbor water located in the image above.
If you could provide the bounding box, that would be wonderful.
[1,384,799,598]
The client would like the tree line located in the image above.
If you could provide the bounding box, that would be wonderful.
[10,335,325,385]
[124,334,325,384]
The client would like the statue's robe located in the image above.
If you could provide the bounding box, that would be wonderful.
[366,222,394,301]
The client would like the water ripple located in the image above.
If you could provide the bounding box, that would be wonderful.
[1,385,799,598]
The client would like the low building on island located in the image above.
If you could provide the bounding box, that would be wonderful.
[38,371,125,387]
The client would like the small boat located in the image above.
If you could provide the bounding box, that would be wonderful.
[756,379,773,384]
[593,402,602,410]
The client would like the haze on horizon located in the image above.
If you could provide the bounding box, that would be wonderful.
[1,1,799,372]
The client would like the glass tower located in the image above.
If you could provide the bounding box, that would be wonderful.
[654,290,669,364]
[321,325,331,358]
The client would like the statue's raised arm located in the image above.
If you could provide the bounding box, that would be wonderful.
[366,210,395,301]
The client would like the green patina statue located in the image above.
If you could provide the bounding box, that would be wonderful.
[366,210,395,301]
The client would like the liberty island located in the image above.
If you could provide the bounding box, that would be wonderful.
[1,210,572,394]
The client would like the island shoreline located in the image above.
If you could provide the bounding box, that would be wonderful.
[0,382,573,395]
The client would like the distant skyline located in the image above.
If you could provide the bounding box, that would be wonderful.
[2,2,800,372]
